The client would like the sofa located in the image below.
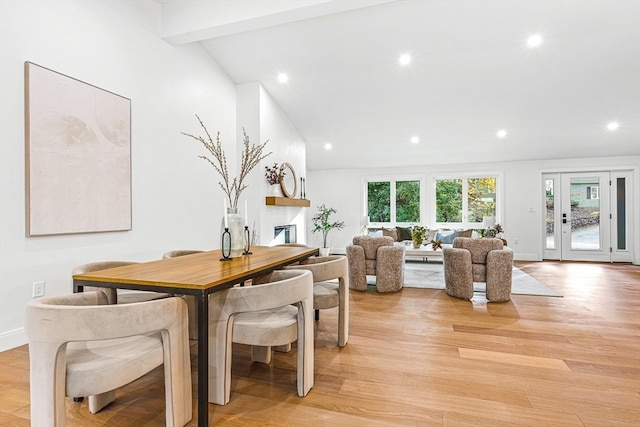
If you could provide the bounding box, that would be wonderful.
[367,227,475,261]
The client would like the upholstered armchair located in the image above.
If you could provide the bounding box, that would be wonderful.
[346,236,405,293]
[25,291,192,426]
[443,237,514,302]
[162,250,205,340]
[208,269,314,405]
[284,255,349,347]
[72,261,169,304]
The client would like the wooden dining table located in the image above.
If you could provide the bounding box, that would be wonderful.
[72,245,319,427]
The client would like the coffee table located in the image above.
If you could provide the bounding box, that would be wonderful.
[403,244,444,262]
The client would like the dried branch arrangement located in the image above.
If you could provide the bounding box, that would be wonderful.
[182,115,271,208]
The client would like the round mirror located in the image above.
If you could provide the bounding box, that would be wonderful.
[279,162,297,198]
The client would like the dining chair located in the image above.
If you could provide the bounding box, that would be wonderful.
[162,250,204,339]
[284,255,349,347]
[72,261,170,304]
[25,291,192,426]
[208,269,314,405]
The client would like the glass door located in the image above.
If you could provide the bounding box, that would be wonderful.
[543,171,632,263]
[561,172,611,262]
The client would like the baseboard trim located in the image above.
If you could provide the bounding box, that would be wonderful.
[0,328,27,352]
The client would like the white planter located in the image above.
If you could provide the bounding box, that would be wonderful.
[268,184,283,196]
[319,247,330,256]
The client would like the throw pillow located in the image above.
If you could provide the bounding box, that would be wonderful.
[396,226,412,241]
[382,227,398,241]
[457,229,472,238]
[368,228,383,237]
[435,230,458,244]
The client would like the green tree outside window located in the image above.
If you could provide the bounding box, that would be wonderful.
[435,179,462,222]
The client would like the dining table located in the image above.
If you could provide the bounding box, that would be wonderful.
[72,245,319,427]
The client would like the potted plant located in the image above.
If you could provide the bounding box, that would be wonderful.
[312,204,345,256]
[411,226,426,248]
[265,162,285,196]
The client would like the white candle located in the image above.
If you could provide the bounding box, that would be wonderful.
[244,200,248,227]
[223,198,228,228]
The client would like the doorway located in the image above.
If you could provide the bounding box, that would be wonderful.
[543,171,633,262]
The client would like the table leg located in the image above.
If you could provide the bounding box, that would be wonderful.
[197,292,209,427]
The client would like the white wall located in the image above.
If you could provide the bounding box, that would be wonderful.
[0,1,237,350]
[306,156,640,263]
[237,83,308,247]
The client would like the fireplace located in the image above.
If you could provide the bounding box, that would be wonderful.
[274,224,296,244]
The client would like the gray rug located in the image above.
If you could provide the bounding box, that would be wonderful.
[398,261,562,297]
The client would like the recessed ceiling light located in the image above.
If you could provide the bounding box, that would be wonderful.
[527,34,543,48]
[410,136,419,144]
[496,129,508,138]
[277,73,289,83]
[324,143,332,151]
[399,54,411,66]
[607,121,620,131]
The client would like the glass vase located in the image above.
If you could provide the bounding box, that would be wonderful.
[221,207,244,258]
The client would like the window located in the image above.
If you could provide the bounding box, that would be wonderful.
[434,175,499,227]
[367,179,420,224]
[587,186,599,200]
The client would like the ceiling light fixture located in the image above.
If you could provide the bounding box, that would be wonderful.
[399,54,411,66]
[496,129,508,138]
[607,121,620,131]
[527,34,543,48]
[324,143,332,151]
[410,136,419,144]
[277,73,289,83]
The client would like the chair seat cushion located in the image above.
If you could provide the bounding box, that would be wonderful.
[66,332,164,397]
[313,281,339,310]
[233,305,298,346]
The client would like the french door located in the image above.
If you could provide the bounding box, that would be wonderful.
[543,171,633,262]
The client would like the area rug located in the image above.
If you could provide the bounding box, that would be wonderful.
[398,261,562,297]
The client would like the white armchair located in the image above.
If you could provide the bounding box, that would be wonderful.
[25,291,192,426]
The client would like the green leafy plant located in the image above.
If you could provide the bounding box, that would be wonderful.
[312,204,345,248]
[411,226,426,246]
[182,114,271,208]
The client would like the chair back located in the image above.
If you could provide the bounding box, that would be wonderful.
[211,269,313,315]
[352,236,394,260]
[162,250,203,259]
[26,291,186,343]
[73,261,140,304]
[453,237,504,264]
[290,255,348,283]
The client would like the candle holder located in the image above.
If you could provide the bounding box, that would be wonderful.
[243,225,253,255]
[220,227,232,261]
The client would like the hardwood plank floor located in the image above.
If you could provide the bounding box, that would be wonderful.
[1,261,638,426]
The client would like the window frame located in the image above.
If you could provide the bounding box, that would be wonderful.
[431,171,503,229]
[363,175,424,227]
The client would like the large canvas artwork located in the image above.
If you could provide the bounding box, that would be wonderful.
[25,62,132,236]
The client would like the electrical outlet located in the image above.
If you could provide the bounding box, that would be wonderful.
[33,281,45,298]
[514,238,519,245]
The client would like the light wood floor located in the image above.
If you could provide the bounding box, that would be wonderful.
[1,261,639,426]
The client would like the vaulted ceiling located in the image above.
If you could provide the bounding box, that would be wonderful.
[159,0,640,170]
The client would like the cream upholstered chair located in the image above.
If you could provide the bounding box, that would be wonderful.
[346,236,405,293]
[72,261,169,304]
[284,255,349,347]
[162,250,204,339]
[25,291,192,426]
[208,269,314,405]
[443,237,514,302]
